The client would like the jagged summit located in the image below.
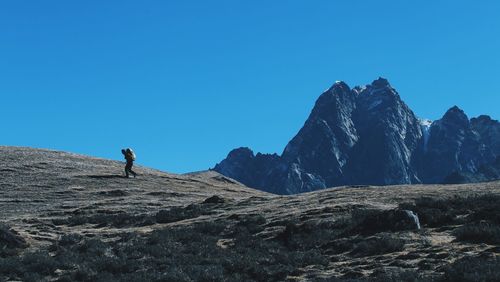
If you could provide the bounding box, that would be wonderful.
[322,80,351,96]
[471,114,497,124]
[444,105,466,115]
[328,77,393,94]
[371,76,391,88]
[214,78,499,194]
[226,147,254,159]
[441,105,469,127]
[471,114,500,156]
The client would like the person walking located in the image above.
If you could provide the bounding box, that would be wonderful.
[122,148,137,178]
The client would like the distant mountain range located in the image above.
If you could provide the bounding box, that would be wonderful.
[213,78,500,194]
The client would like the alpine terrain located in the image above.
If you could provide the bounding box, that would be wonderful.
[214,78,500,194]
[1,146,499,281]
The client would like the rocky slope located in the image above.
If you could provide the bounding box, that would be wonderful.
[1,146,499,281]
[443,156,500,184]
[214,78,499,194]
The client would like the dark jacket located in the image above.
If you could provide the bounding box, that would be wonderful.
[122,149,134,163]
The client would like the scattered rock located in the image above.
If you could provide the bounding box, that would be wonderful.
[203,195,225,204]
[212,175,237,184]
[216,238,235,249]
[403,210,421,229]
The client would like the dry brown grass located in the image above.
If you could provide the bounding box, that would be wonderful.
[1,146,499,281]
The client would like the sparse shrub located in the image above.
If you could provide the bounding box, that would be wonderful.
[321,238,354,255]
[0,224,28,257]
[21,272,48,282]
[350,235,405,257]
[58,233,84,246]
[443,256,500,282]
[349,208,420,235]
[273,219,341,252]
[93,256,132,274]
[67,264,98,282]
[66,215,89,226]
[0,256,23,276]
[0,217,332,281]
[52,218,69,226]
[243,214,266,226]
[235,214,266,234]
[290,248,329,267]
[53,212,154,228]
[22,251,58,275]
[399,197,455,227]
[371,268,425,282]
[155,204,206,223]
[77,238,108,256]
[192,220,227,235]
[454,222,500,244]
[399,193,500,228]
[469,202,500,224]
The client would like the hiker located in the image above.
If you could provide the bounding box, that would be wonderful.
[122,148,137,178]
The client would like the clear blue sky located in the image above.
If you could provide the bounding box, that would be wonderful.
[1,1,499,173]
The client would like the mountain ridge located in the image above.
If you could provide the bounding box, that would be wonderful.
[214,78,500,194]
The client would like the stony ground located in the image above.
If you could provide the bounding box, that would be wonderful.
[1,146,499,281]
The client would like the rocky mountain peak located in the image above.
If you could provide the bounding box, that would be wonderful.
[356,77,399,105]
[213,147,255,186]
[321,80,351,99]
[226,147,254,159]
[441,106,469,128]
[471,115,497,125]
[334,80,349,88]
[471,115,500,156]
[371,77,391,88]
[309,80,355,120]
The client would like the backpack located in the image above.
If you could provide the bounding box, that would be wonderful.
[126,148,136,161]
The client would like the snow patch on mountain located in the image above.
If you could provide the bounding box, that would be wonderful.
[353,85,367,95]
[419,119,433,151]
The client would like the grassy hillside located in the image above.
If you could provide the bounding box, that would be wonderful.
[1,147,499,281]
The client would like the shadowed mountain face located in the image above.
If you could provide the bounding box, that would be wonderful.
[2,146,500,281]
[419,107,497,183]
[214,78,500,194]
